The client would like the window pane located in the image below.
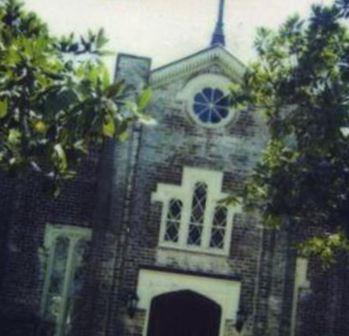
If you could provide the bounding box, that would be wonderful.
[216,96,229,108]
[188,183,207,246]
[187,224,203,246]
[210,206,227,249]
[193,102,207,115]
[164,199,183,242]
[216,106,229,119]
[210,110,221,123]
[210,228,225,249]
[190,183,207,224]
[41,226,92,336]
[213,206,227,227]
[45,236,69,321]
[213,89,224,102]
[202,88,213,99]
[194,92,208,104]
[65,240,91,335]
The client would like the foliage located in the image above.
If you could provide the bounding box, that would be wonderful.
[0,0,152,194]
[230,0,349,263]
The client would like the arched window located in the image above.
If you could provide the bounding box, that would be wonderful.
[164,199,183,243]
[188,182,207,246]
[152,167,240,255]
[41,225,91,336]
[210,206,228,249]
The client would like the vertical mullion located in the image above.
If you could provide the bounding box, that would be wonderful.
[180,183,193,247]
[224,209,234,254]
[159,200,169,244]
[56,237,77,336]
[202,191,213,249]
[179,200,190,247]
[196,183,206,247]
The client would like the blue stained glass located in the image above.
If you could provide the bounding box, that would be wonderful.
[213,89,223,102]
[210,111,221,123]
[200,109,210,122]
[192,87,230,125]
[216,106,229,118]
[216,96,229,107]
[194,93,207,104]
[202,88,213,98]
[193,103,207,115]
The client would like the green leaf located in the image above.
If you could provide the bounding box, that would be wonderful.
[95,28,108,49]
[137,113,157,126]
[118,130,129,141]
[137,87,152,111]
[73,140,88,154]
[8,128,21,145]
[218,195,241,206]
[115,119,128,137]
[103,116,115,137]
[105,80,124,98]
[0,99,8,119]
[53,144,67,171]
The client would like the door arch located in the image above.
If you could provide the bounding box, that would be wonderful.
[146,290,222,336]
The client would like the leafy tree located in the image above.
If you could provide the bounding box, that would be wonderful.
[230,0,349,264]
[0,0,152,194]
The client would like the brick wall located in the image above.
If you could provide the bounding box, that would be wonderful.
[0,150,99,335]
[0,50,347,336]
[105,58,270,335]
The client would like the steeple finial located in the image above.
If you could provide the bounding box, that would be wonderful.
[211,0,226,47]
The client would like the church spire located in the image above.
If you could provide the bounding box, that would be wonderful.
[211,0,226,47]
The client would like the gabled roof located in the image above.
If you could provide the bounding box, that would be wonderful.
[150,46,246,88]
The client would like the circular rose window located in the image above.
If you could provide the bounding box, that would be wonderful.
[192,87,230,125]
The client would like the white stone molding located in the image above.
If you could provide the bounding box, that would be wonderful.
[290,257,310,336]
[177,73,236,128]
[137,268,241,336]
[152,167,241,255]
[40,224,92,336]
[150,46,245,88]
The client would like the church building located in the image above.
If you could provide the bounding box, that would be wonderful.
[0,1,347,336]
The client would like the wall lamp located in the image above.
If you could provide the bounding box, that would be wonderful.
[126,291,139,318]
[235,307,248,333]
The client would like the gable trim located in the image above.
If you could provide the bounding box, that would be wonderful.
[150,46,246,87]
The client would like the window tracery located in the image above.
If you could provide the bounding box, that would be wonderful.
[164,199,183,243]
[153,168,240,255]
[193,88,230,124]
[41,225,91,336]
[188,182,207,246]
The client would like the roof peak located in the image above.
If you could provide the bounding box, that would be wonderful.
[150,46,246,87]
[210,0,226,47]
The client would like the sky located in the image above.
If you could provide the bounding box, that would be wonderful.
[24,0,333,74]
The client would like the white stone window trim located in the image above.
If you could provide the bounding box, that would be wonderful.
[177,73,235,129]
[137,268,241,336]
[290,257,310,336]
[40,224,92,336]
[152,167,241,256]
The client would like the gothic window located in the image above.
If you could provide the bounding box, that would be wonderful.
[152,168,241,255]
[41,225,91,336]
[210,206,228,249]
[193,88,230,124]
[188,183,207,246]
[164,199,183,242]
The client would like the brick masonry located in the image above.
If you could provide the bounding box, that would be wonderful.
[0,49,348,336]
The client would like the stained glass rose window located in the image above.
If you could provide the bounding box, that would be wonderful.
[193,88,230,124]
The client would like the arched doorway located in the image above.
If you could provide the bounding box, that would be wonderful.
[146,290,222,336]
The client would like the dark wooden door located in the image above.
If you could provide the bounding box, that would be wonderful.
[146,290,221,336]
